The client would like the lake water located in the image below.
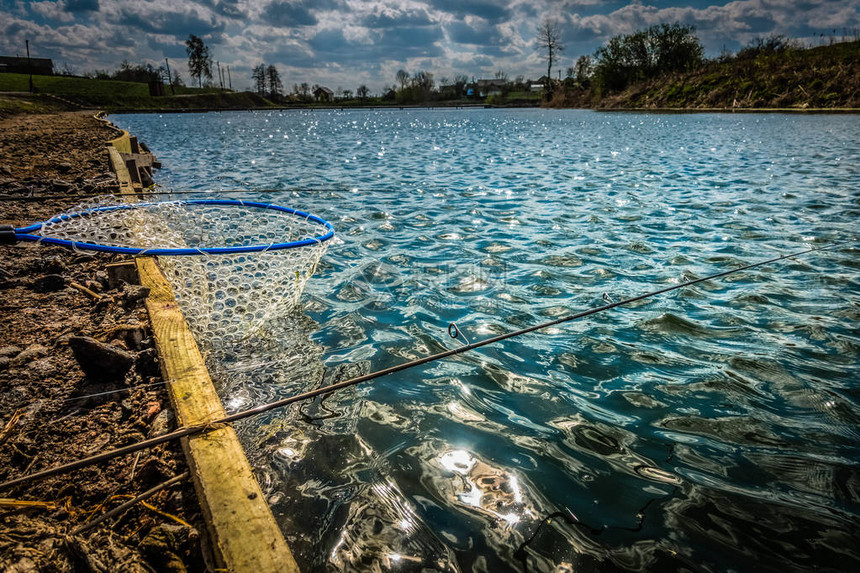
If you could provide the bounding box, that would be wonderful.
[112,109,860,572]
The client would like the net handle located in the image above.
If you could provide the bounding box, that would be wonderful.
[10,199,335,256]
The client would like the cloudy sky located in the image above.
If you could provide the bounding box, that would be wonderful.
[1,1,858,93]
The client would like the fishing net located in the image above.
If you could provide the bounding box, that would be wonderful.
[13,198,334,341]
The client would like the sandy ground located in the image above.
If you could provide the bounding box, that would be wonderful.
[0,112,205,572]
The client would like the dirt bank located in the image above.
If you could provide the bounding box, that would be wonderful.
[0,112,205,572]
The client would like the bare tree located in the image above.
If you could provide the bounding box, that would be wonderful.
[536,19,563,93]
[357,84,369,101]
[266,64,283,97]
[251,63,266,94]
[396,69,409,90]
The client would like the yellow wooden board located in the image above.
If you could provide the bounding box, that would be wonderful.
[137,257,299,573]
[107,146,135,193]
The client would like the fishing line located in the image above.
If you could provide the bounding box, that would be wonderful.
[0,240,852,491]
[0,188,337,202]
[3,381,171,414]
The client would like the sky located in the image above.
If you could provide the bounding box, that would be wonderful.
[1,0,858,93]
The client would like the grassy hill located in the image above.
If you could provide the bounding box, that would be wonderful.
[0,73,275,112]
[554,40,860,110]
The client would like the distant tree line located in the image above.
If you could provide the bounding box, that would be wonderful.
[85,60,184,87]
[590,23,704,93]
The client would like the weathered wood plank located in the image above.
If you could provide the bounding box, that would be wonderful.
[107,146,136,193]
[108,130,133,154]
[136,257,298,573]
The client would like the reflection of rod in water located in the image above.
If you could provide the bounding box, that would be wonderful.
[0,240,853,490]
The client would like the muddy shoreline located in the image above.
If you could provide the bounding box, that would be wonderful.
[0,112,205,572]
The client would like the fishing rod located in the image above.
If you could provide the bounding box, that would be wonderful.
[0,188,332,202]
[0,240,852,491]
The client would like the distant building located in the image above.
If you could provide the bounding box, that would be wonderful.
[474,79,506,97]
[314,86,333,102]
[0,56,54,75]
[438,84,460,97]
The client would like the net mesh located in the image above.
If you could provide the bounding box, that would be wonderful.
[39,198,331,341]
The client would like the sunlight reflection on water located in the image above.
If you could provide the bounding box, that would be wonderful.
[113,109,860,572]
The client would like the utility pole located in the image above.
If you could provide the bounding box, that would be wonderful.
[26,40,33,93]
[217,61,224,90]
[164,57,175,95]
[227,66,232,91]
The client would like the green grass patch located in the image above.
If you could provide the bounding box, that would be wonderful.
[0,73,149,98]
[0,73,252,109]
[507,91,541,100]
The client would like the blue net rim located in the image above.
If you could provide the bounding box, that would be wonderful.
[14,199,335,256]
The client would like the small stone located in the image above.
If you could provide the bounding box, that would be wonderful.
[139,523,192,573]
[68,335,135,381]
[56,162,73,173]
[50,179,73,192]
[32,274,66,293]
[114,325,147,349]
[136,457,171,484]
[136,347,160,378]
[94,270,109,289]
[144,400,162,419]
[122,284,150,305]
[0,345,22,358]
[149,408,174,438]
[42,258,66,274]
[28,357,58,377]
[12,344,50,365]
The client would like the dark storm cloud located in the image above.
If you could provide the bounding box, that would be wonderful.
[307,25,443,65]
[447,19,504,46]
[65,0,99,12]
[213,0,243,19]
[363,8,435,29]
[118,7,225,39]
[428,0,511,22]
[264,42,316,68]
[194,0,244,18]
[262,0,318,27]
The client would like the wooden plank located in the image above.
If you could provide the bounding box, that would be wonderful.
[120,152,157,168]
[125,158,141,184]
[108,130,133,154]
[107,146,136,193]
[136,257,299,573]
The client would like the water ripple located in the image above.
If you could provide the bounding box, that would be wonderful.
[112,110,860,572]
